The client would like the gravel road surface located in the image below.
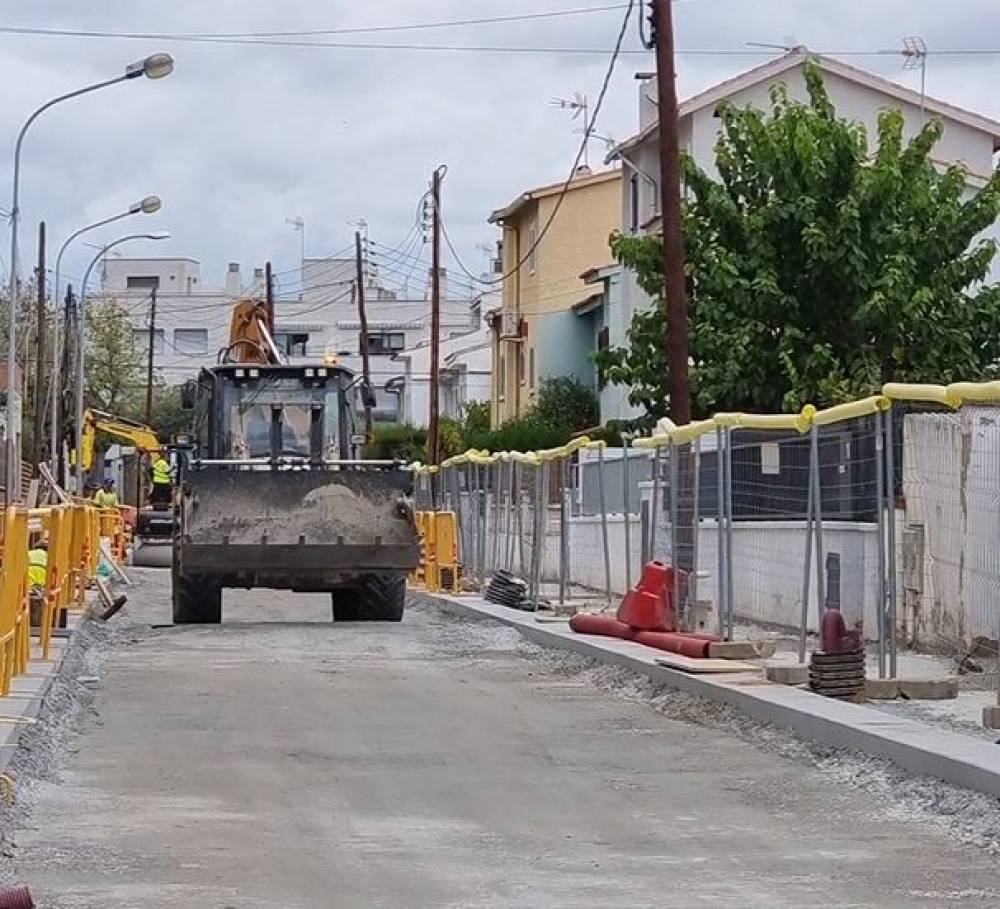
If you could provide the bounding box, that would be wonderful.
[3,570,999,907]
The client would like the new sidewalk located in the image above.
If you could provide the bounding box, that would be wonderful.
[428,593,1000,798]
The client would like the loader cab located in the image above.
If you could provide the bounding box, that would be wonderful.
[186,364,368,462]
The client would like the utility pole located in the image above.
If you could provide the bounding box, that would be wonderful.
[354,231,373,438]
[264,260,275,339]
[145,286,157,425]
[651,0,691,425]
[57,285,74,487]
[428,166,443,473]
[32,221,45,470]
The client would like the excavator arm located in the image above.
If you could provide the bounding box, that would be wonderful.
[220,299,286,365]
[80,409,161,471]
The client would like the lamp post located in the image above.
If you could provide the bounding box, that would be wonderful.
[50,195,161,472]
[74,231,170,495]
[5,52,174,502]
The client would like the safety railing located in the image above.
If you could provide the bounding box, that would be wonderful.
[0,500,117,683]
[406,379,1000,677]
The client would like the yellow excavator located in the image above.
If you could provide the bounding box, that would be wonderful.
[78,408,175,568]
[80,408,161,471]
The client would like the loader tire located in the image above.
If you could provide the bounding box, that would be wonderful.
[172,563,222,625]
[332,573,406,622]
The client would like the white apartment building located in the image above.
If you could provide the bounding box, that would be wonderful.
[102,255,483,423]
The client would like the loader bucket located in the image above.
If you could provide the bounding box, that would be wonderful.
[177,467,419,589]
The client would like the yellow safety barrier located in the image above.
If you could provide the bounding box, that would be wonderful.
[425,511,460,594]
[0,509,27,694]
[98,508,128,564]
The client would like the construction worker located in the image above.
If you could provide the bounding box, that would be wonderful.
[27,539,48,594]
[94,478,119,509]
[149,452,173,506]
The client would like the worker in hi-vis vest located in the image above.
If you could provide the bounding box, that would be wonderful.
[149,453,173,506]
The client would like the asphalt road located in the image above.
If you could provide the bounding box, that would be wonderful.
[9,570,1000,908]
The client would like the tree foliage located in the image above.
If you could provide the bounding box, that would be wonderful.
[596,64,1000,416]
[84,296,145,414]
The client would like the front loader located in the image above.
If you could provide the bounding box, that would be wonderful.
[172,301,419,624]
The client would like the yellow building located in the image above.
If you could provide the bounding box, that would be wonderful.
[486,167,621,427]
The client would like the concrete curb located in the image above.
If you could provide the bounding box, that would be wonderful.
[427,593,1000,798]
[0,618,79,773]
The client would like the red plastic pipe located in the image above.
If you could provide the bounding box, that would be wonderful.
[569,614,636,639]
[0,886,34,909]
[633,630,713,659]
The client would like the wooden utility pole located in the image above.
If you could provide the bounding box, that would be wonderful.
[264,260,275,339]
[354,231,374,438]
[428,167,443,470]
[145,286,157,425]
[652,0,691,425]
[31,220,45,469]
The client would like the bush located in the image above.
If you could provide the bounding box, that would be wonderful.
[363,423,427,462]
[533,377,599,433]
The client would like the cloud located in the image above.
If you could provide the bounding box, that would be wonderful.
[1,0,997,292]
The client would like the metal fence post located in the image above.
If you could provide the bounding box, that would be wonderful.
[504,458,515,572]
[724,427,735,640]
[875,409,887,678]
[622,436,633,591]
[558,458,570,606]
[798,451,815,664]
[531,460,546,610]
[885,406,898,678]
[650,446,661,561]
[477,464,488,590]
[669,445,680,620]
[597,444,612,607]
[810,423,826,626]
[690,437,701,623]
[491,459,502,575]
[715,426,726,639]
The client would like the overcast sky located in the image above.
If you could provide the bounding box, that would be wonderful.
[2,0,999,298]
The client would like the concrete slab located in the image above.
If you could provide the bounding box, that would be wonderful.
[866,678,900,700]
[433,593,1000,800]
[898,678,959,700]
[765,663,809,685]
[982,705,1000,730]
[708,641,760,660]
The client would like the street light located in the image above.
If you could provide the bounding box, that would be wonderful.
[74,231,170,494]
[5,52,174,502]
[50,195,162,471]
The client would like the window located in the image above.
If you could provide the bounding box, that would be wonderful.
[529,347,536,389]
[365,331,405,354]
[629,174,640,232]
[597,326,609,390]
[126,275,160,290]
[174,328,208,354]
[519,346,526,385]
[498,354,506,400]
[527,221,537,274]
[274,332,309,357]
[132,329,164,354]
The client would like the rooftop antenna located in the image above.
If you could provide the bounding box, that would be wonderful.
[550,92,591,169]
[285,216,305,283]
[901,36,928,125]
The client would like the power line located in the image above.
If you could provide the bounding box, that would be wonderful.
[443,0,634,289]
[187,4,630,38]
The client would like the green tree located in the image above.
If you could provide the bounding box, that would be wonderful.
[532,376,599,431]
[85,296,145,414]
[597,64,1000,416]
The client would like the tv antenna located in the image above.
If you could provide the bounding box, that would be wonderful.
[550,92,591,168]
[901,36,928,125]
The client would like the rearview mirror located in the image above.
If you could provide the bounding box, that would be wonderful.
[180,381,196,410]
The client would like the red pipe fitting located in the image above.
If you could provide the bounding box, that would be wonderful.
[0,886,34,909]
[633,630,713,659]
[569,614,636,639]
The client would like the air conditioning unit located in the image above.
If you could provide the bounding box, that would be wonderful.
[499,310,522,340]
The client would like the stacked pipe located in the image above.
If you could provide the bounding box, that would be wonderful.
[485,570,529,609]
[570,560,721,657]
[0,886,33,909]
